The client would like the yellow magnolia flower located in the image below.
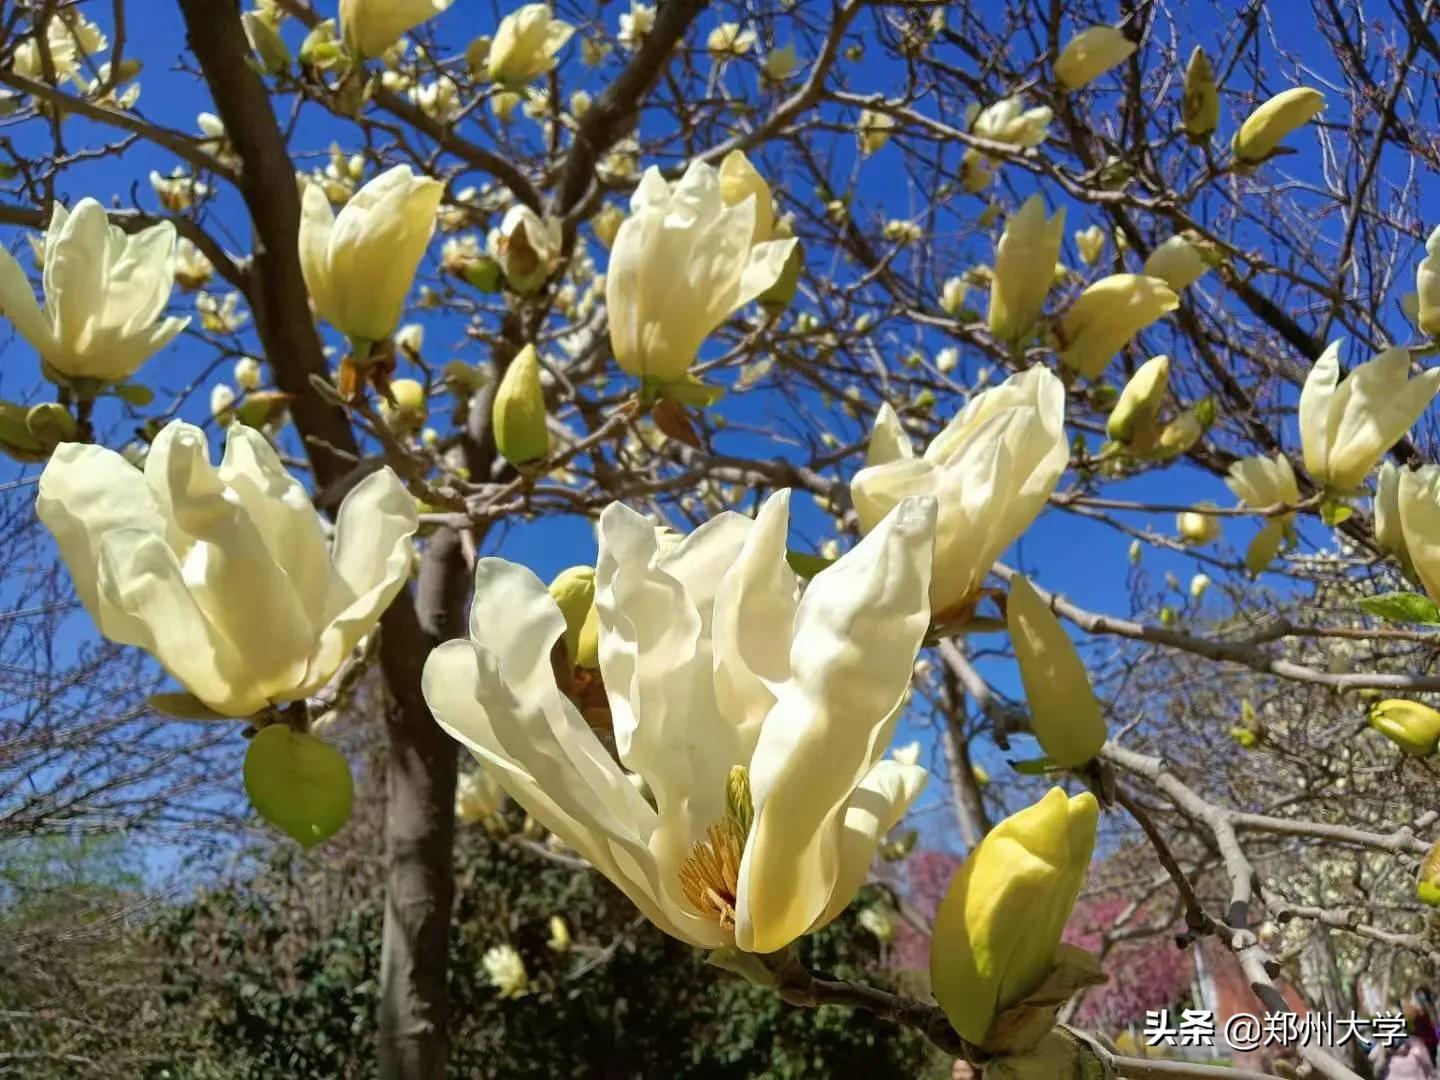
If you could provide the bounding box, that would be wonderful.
[1232,87,1325,164]
[858,109,896,155]
[489,205,562,294]
[1176,504,1222,546]
[718,150,774,244]
[483,944,529,998]
[1006,575,1107,768]
[707,22,756,64]
[1057,274,1178,379]
[1143,235,1210,290]
[299,165,443,344]
[1417,227,1440,338]
[1074,225,1106,267]
[1373,461,1414,575]
[455,768,506,827]
[424,491,937,955]
[1369,700,1440,757]
[852,368,1067,619]
[1299,342,1440,492]
[930,788,1099,1046]
[340,0,452,58]
[488,3,574,85]
[1054,25,1135,90]
[605,162,795,381]
[37,421,418,717]
[963,97,1052,191]
[0,198,187,383]
[1391,464,1440,604]
[1106,354,1169,451]
[1225,454,1299,571]
[988,195,1066,344]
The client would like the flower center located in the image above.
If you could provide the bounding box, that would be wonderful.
[677,765,754,928]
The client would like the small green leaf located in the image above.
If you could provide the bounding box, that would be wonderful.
[647,374,726,408]
[1319,496,1353,526]
[149,691,235,721]
[1009,756,1057,776]
[785,550,835,579]
[1358,591,1440,626]
[243,725,354,849]
[112,382,154,406]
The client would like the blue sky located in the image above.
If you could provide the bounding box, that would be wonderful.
[0,2,1415,869]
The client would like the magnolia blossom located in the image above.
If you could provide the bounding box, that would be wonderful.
[0,198,187,383]
[1299,342,1440,492]
[707,22,756,64]
[1396,466,1440,604]
[605,162,795,382]
[1057,273,1178,379]
[488,4,574,85]
[36,421,418,718]
[424,490,937,954]
[1417,227,1440,337]
[1232,87,1325,164]
[1143,235,1210,290]
[964,97,1052,191]
[1074,225,1105,266]
[988,195,1066,344]
[489,205,562,294]
[13,10,107,86]
[1182,46,1220,137]
[617,2,655,50]
[851,367,1067,619]
[1225,454,1300,571]
[1374,461,1412,574]
[858,110,896,156]
[483,944,529,998]
[340,0,452,58]
[1107,354,1170,450]
[718,151,774,244]
[1054,25,1136,89]
[299,165,444,344]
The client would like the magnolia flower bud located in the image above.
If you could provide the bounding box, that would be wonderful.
[1143,235,1210,290]
[1418,837,1440,907]
[299,19,345,70]
[210,383,237,427]
[1057,274,1179,379]
[243,11,292,74]
[718,150,774,245]
[492,344,549,465]
[940,276,969,317]
[234,357,263,392]
[1370,699,1440,757]
[547,915,571,952]
[548,565,599,670]
[1374,461,1415,576]
[1232,87,1326,165]
[1007,575,1107,768]
[1176,505,1221,546]
[1299,342,1440,493]
[989,195,1066,344]
[488,3,574,85]
[1417,226,1440,338]
[931,788,1098,1047]
[1189,573,1211,599]
[762,43,800,83]
[1106,354,1169,450]
[1054,25,1136,90]
[1181,46,1220,138]
[381,377,427,434]
[1155,407,1204,459]
[1074,225,1106,267]
[857,109,895,156]
[591,203,624,250]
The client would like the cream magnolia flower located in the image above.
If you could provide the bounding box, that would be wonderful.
[456,768,506,827]
[425,490,937,954]
[718,151,774,245]
[1395,466,1440,603]
[940,277,969,317]
[707,22,756,64]
[1054,25,1136,89]
[1299,342,1440,492]
[617,2,655,50]
[0,198,187,383]
[299,164,444,344]
[606,162,796,382]
[1074,225,1105,266]
[1417,227,1440,338]
[1143,235,1210,290]
[341,0,452,58]
[483,944,529,998]
[37,421,418,718]
[1374,461,1413,573]
[1226,454,1300,571]
[858,110,896,156]
[13,10,107,86]
[971,97,1053,148]
[1057,273,1178,379]
[489,205,562,294]
[488,4,574,85]
[988,195,1066,344]
[851,367,1067,618]
[1232,87,1325,164]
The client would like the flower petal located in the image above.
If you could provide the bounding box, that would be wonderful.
[736,494,936,953]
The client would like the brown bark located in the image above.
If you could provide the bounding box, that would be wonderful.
[174,3,459,1074]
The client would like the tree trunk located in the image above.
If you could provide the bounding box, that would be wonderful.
[175,4,459,1073]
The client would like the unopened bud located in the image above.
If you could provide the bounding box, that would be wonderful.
[1419,836,1440,906]
[381,378,427,434]
[1370,699,1440,757]
[1181,46,1219,139]
[1176,504,1221,546]
[492,344,550,465]
[547,566,599,670]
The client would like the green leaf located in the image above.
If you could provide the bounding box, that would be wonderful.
[243,725,354,849]
[148,692,235,721]
[1009,756,1057,776]
[785,550,835,579]
[1358,591,1440,625]
[647,374,726,409]
[112,382,154,406]
[1319,496,1353,526]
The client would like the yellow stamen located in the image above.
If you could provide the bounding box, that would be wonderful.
[678,820,744,928]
